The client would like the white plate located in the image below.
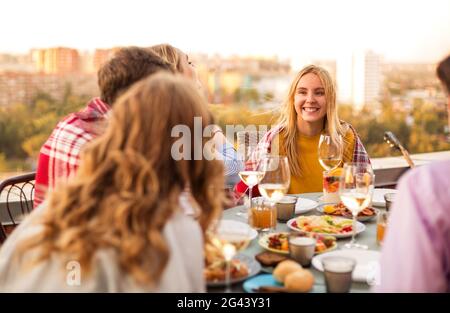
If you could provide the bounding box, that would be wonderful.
[372,188,397,207]
[286,216,366,239]
[217,219,258,241]
[312,249,381,283]
[295,198,319,214]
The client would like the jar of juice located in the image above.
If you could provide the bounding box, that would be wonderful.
[248,197,277,232]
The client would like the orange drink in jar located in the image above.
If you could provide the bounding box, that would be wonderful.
[376,211,389,245]
[248,197,277,231]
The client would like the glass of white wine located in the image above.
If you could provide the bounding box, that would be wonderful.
[257,155,290,232]
[338,162,374,249]
[237,150,265,217]
[210,224,252,292]
[318,134,343,171]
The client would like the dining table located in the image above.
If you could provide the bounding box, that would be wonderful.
[207,192,385,293]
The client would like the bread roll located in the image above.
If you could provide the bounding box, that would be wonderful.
[284,269,315,293]
[273,260,302,283]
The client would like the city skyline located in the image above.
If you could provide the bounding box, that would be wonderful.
[1,0,450,65]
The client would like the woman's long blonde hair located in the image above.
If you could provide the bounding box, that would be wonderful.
[149,44,185,73]
[278,65,348,177]
[17,73,224,286]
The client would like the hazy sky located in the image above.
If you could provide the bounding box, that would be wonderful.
[2,0,450,63]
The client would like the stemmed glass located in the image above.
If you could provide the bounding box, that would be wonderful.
[237,150,265,217]
[319,134,343,203]
[211,225,252,292]
[257,155,290,232]
[222,243,236,293]
[318,134,343,171]
[338,162,374,249]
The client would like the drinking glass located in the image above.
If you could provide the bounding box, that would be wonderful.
[219,243,235,293]
[210,224,252,292]
[376,211,389,245]
[318,134,343,171]
[237,149,265,217]
[248,197,277,233]
[288,234,316,267]
[322,170,342,203]
[383,193,396,211]
[257,155,290,232]
[322,256,356,293]
[338,162,374,249]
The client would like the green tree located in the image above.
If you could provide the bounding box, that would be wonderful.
[0,153,7,172]
[0,84,87,171]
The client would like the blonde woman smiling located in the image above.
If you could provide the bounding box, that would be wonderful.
[0,73,224,292]
[236,65,370,196]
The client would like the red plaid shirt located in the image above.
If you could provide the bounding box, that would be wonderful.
[34,98,110,208]
[234,123,371,199]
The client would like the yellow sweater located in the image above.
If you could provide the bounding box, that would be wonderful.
[274,130,356,194]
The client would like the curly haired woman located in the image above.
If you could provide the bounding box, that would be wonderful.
[0,73,224,292]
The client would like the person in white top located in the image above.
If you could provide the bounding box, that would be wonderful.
[0,72,225,292]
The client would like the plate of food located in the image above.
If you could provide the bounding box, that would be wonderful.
[205,253,261,287]
[258,232,337,255]
[286,215,366,238]
[317,202,378,222]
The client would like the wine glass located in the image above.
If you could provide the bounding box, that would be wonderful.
[257,155,290,233]
[338,162,374,249]
[319,134,343,203]
[318,134,343,171]
[222,243,236,293]
[210,223,252,292]
[236,149,265,217]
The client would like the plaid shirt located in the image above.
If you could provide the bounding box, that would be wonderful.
[34,98,110,208]
[234,123,371,198]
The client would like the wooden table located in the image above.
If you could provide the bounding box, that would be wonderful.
[208,192,382,293]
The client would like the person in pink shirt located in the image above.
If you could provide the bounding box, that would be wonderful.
[375,55,450,292]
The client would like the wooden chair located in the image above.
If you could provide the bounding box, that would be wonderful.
[0,172,35,243]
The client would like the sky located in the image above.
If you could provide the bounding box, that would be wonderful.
[1,0,450,64]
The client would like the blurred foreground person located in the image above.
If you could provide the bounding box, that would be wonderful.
[375,55,450,292]
[0,73,224,292]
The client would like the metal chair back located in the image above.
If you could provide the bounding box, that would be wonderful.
[0,172,36,242]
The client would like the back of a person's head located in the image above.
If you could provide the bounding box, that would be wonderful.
[149,43,183,73]
[98,46,173,105]
[108,72,213,172]
[437,55,450,94]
